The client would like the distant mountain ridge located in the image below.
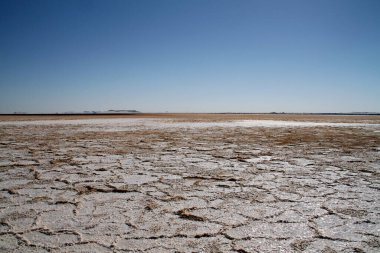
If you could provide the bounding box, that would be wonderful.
[82,110,140,114]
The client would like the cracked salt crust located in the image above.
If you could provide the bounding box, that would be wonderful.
[0,117,379,252]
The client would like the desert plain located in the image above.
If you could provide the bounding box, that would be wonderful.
[0,114,379,252]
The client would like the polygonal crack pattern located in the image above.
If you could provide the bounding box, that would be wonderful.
[0,121,379,252]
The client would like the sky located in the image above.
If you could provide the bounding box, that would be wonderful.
[0,0,379,113]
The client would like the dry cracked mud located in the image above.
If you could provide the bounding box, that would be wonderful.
[0,116,379,252]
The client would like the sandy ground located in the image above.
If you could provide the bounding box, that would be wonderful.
[0,116,379,252]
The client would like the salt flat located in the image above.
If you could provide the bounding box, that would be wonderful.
[0,116,379,252]
[1,118,379,130]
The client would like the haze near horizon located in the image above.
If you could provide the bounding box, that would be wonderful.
[0,0,379,113]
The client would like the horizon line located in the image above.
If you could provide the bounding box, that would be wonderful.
[1,112,380,116]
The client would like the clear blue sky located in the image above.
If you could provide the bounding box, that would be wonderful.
[1,0,379,113]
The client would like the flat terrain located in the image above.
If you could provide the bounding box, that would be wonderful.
[1,113,380,122]
[0,115,379,252]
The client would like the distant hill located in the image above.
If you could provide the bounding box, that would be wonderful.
[82,110,141,114]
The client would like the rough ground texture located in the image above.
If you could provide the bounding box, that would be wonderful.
[0,117,379,252]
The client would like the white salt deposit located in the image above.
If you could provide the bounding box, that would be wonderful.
[167,120,380,128]
[1,118,380,131]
